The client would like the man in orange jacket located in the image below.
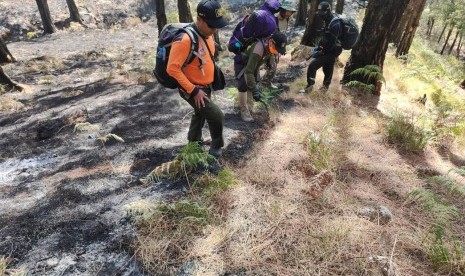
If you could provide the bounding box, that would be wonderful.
[167,0,228,158]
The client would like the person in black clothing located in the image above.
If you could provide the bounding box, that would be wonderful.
[300,1,342,93]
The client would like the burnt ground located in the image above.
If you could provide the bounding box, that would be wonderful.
[0,6,305,275]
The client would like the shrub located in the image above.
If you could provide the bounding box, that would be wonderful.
[386,112,431,152]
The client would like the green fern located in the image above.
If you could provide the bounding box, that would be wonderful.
[345,65,386,94]
[140,143,214,184]
[345,81,375,93]
[177,142,215,171]
[350,65,386,83]
[260,87,282,105]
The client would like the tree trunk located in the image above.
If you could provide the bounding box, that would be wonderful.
[178,0,193,23]
[342,0,410,94]
[437,23,448,43]
[0,66,22,91]
[457,33,463,58]
[440,26,453,55]
[301,0,326,46]
[448,30,459,55]
[390,9,410,46]
[295,0,307,26]
[335,0,344,14]
[0,37,15,63]
[36,0,56,34]
[66,0,83,24]
[426,17,435,37]
[395,0,427,57]
[155,0,167,34]
[427,18,434,36]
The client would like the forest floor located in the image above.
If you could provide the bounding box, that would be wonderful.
[1,0,465,275]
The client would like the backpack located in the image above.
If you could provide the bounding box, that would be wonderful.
[153,23,199,89]
[227,10,277,54]
[329,15,359,50]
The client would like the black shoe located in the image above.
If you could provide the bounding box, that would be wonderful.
[208,147,222,158]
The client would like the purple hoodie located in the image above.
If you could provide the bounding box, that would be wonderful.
[242,0,280,40]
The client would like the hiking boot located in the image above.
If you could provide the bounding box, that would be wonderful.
[239,92,254,122]
[240,109,254,122]
[208,147,222,158]
[298,85,313,94]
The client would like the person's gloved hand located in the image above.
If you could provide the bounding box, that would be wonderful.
[228,41,243,54]
[252,89,261,102]
[311,46,321,58]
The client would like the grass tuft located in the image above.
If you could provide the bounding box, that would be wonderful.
[304,131,333,171]
[386,112,430,152]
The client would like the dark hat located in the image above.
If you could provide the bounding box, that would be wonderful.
[271,31,287,55]
[316,1,331,16]
[197,0,228,29]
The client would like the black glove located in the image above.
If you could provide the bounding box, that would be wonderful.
[252,89,261,102]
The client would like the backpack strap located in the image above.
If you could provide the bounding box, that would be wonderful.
[181,25,200,69]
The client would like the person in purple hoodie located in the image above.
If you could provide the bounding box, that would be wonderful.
[229,0,281,122]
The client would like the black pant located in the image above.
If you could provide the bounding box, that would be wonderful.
[306,49,342,88]
[179,88,224,149]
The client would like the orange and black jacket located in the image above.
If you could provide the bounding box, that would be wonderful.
[166,25,215,96]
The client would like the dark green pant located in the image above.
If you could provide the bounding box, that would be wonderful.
[179,89,224,149]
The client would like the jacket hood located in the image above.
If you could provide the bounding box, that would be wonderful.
[261,0,281,14]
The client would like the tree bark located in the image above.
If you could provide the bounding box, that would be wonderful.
[0,37,15,63]
[448,30,459,55]
[178,0,193,23]
[155,0,167,34]
[36,0,56,34]
[395,0,427,57]
[295,0,307,26]
[0,66,22,91]
[342,0,410,94]
[426,18,434,36]
[390,9,410,46]
[335,0,344,14]
[66,0,83,24]
[457,33,462,58]
[437,23,448,43]
[440,26,453,55]
[301,0,326,46]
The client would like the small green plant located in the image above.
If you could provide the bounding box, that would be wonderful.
[345,65,386,94]
[140,142,215,184]
[386,112,431,152]
[430,89,465,146]
[305,131,332,171]
[410,188,465,272]
[260,86,282,105]
[194,168,236,197]
[27,31,38,39]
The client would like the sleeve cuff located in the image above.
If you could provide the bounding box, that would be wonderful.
[190,86,199,97]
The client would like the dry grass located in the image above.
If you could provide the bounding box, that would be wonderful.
[0,95,25,113]
[132,37,465,275]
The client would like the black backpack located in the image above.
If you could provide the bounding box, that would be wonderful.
[153,23,199,89]
[329,15,359,50]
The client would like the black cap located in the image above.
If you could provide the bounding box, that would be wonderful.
[197,0,228,29]
[316,1,331,16]
[272,31,287,55]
